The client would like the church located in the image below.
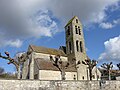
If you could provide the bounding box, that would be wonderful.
[22,16,101,80]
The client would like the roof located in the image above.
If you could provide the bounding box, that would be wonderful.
[111,70,120,73]
[35,58,77,72]
[29,45,67,57]
[59,46,66,54]
[110,70,120,76]
[65,16,76,27]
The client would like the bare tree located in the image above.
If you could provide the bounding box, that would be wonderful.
[50,55,78,80]
[0,51,31,79]
[117,63,120,70]
[101,62,113,80]
[82,58,97,80]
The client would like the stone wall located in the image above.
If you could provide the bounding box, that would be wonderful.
[0,80,120,90]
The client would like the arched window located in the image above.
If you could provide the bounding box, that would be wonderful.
[76,40,79,51]
[92,75,95,79]
[80,41,83,52]
[82,76,84,80]
[76,19,78,23]
[67,26,70,36]
[69,41,72,53]
[73,75,76,80]
[78,26,81,35]
[75,26,78,34]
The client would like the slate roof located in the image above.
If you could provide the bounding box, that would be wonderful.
[35,58,77,72]
[29,45,67,57]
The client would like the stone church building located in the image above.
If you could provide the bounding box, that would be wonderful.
[22,16,101,80]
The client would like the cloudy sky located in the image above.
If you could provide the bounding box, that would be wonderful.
[0,0,120,72]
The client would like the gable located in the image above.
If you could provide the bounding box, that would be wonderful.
[65,16,82,27]
[65,16,76,27]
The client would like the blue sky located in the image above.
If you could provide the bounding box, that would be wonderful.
[0,0,120,72]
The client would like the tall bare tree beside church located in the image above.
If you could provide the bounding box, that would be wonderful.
[0,51,31,79]
[82,58,98,80]
[50,55,78,80]
[101,62,113,80]
[50,55,68,80]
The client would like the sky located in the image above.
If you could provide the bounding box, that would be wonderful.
[0,0,120,72]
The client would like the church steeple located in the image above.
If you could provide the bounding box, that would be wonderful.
[65,16,88,80]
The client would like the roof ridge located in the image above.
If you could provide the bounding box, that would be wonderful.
[30,44,60,51]
[65,16,77,27]
[29,45,67,57]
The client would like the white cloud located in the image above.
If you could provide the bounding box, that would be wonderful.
[0,2,58,47]
[113,64,118,70]
[43,0,119,23]
[0,0,119,47]
[0,37,22,48]
[7,39,23,48]
[98,35,120,61]
[99,18,120,29]
[110,2,120,11]
[100,22,114,29]
[29,11,59,37]
[113,19,120,24]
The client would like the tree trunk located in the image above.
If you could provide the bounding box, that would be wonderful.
[61,69,66,80]
[89,67,92,81]
[109,69,111,80]
[17,65,21,79]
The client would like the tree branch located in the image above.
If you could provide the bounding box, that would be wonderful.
[0,52,19,71]
[0,51,31,71]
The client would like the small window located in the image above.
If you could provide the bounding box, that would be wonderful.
[73,75,76,80]
[78,26,81,35]
[75,26,78,34]
[76,19,78,23]
[82,76,84,80]
[79,29,81,35]
[80,41,83,52]
[69,42,72,53]
[76,40,79,51]
[67,26,70,35]
[92,75,95,79]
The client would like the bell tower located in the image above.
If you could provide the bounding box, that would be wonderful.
[65,16,88,80]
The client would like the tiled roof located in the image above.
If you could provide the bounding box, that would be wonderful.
[35,58,77,72]
[29,45,67,57]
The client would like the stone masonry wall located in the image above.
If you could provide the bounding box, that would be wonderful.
[0,80,120,90]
